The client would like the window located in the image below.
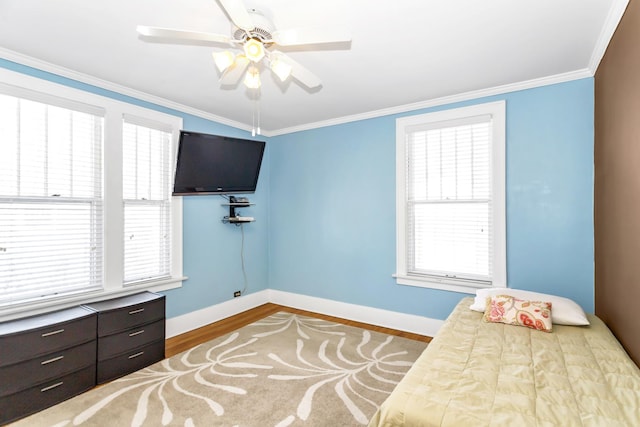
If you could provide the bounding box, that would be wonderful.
[0,69,183,316]
[395,101,506,293]
[0,89,104,306]
[122,117,172,285]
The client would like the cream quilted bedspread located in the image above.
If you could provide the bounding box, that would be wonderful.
[369,297,640,427]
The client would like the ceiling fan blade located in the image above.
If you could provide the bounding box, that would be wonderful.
[220,56,249,85]
[137,26,232,45]
[272,27,351,46]
[274,52,322,89]
[218,0,254,31]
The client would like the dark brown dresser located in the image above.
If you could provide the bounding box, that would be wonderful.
[0,306,97,425]
[83,291,165,384]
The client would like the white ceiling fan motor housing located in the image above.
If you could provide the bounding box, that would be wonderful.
[232,9,275,43]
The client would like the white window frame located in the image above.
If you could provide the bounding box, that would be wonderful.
[121,115,175,286]
[395,101,506,294]
[0,68,185,320]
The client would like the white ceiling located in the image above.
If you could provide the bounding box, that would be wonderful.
[0,0,628,135]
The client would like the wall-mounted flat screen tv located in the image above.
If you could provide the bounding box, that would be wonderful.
[173,131,266,196]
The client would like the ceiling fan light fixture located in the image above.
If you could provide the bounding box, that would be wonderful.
[243,38,265,62]
[270,56,292,82]
[212,51,235,73]
[244,66,261,89]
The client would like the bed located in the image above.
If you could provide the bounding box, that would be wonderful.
[369,296,640,426]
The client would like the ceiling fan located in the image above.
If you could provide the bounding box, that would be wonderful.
[137,0,351,90]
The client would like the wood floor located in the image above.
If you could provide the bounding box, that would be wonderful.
[165,303,432,358]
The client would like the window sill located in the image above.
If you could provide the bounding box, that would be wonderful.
[0,276,187,323]
[123,276,187,293]
[394,274,496,295]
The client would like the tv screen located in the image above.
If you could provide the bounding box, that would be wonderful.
[173,131,265,196]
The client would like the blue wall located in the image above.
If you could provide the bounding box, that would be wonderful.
[1,58,595,322]
[0,59,271,319]
[166,117,271,318]
[268,78,595,319]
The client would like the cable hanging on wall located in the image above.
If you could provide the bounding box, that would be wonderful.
[240,223,248,295]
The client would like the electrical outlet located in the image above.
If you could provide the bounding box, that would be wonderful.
[233,291,241,298]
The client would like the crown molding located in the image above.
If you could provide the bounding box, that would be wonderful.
[588,0,629,73]
[269,68,594,136]
[0,47,252,133]
[1,47,596,138]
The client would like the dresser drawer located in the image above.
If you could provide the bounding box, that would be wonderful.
[0,339,96,397]
[0,364,96,425]
[97,319,165,361]
[0,307,96,367]
[84,292,165,337]
[97,339,165,384]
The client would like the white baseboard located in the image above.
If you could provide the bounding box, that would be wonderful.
[166,290,269,338]
[166,289,444,339]
[266,290,444,338]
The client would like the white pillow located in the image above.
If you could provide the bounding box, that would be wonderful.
[469,288,590,326]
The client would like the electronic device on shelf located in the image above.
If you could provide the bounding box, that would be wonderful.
[173,131,265,196]
[222,197,255,224]
[229,196,249,204]
[228,216,255,223]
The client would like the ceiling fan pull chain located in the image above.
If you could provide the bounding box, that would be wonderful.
[251,92,256,137]
[251,90,261,136]
[257,93,261,135]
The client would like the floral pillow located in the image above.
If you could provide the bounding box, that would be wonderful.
[483,295,553,332]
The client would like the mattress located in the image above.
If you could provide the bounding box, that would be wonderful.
[369,297,640,426]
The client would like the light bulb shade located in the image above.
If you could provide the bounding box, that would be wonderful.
[244,66,261,89]
[212,51,235,73]
[243,38,265,62]
[270,56,292,82]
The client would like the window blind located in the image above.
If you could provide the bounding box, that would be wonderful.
[0,93,103,306]
[406,115,493,283]
[122,117,172,285]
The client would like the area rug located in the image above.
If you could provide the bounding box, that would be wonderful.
[11,312,428,427]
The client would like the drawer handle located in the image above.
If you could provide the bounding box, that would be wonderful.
[41,381,64,392]
[41,329,65,337]
[129,308,145,315]
[128,351,145,359]
[41,355,64,365]
[129,329,145,337]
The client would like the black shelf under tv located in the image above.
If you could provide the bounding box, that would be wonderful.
[221,203,255,224]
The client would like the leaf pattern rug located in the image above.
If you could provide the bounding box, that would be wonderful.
[11,312,428,427]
